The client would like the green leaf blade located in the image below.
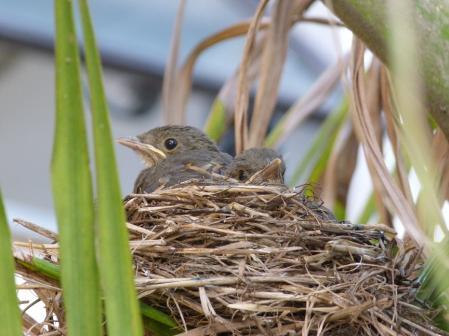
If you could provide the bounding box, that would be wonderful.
[140,302,178,329]
[0,191,22,336]
[52,0,102,335]
[204,98,228,142]
[78,1,143,335]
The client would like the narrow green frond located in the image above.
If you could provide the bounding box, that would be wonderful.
[15,257,60,280]
[333,200,346,222]
[143,317,178,336]
[78,1,143,334]
[52,0,102,335]
[0,191,22,336]
[139,302,178,328]
[204,98,228,142]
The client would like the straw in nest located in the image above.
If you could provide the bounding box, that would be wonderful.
[13,181,447,335]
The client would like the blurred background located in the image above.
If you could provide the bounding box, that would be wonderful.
[0,0,353,240]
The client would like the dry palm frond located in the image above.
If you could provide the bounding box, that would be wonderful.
[349,38,424,245]
[234,0,269,154]
[247,0,297,148]
[380,66,415,206]
[364,59,392,227]
[163,0,186,125]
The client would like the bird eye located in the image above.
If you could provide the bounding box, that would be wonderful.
[238,170,246,181]
[164,138,177,150]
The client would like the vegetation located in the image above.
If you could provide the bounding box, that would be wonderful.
[2,0,449,334]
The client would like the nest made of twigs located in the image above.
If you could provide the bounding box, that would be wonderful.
[13,181,448,335]
[123,182,444,335]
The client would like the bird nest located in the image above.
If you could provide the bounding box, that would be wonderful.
[123,182,443,335]
[13,182,447,335]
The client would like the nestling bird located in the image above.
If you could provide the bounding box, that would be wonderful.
[118,125,232,193]
[226,147,337,221]
[225,147,286,184]
[133,149,232,193]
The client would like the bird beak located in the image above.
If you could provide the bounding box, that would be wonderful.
[117,137,166,167]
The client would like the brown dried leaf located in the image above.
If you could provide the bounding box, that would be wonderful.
[234,0,270,154]
[365,58,391,226]
[247,0,299,148]
[380,66,414,205]
[350,38,424,245]
[162,0,186,125]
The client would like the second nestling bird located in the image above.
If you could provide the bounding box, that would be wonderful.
[118,125,232,193]
[226,147,286,184]
[228,147,337,222]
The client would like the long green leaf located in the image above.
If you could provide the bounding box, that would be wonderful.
[204,98,228,142]
[52,1,102,335]
[333,200,346,222]
[0,191,22,336]
[139,302,178,329]
[78,1,143,335]
[16,257,60,280]
[143,317,178,336]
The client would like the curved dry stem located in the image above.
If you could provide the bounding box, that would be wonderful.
[247,0,298,148]
[380,66,414,206]
[233,0,270,154]
[350,38,424,246]
[162,0,186,125]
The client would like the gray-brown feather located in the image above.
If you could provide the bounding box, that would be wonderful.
[134,150,232,193]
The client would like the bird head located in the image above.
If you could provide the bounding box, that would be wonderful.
[118,125,220,167]
[226,147,286,183]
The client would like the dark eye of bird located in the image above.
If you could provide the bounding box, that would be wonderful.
[238,170,246,181]
[164,138,178,150]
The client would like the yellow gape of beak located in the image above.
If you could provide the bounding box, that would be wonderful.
[117,137,167,167]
